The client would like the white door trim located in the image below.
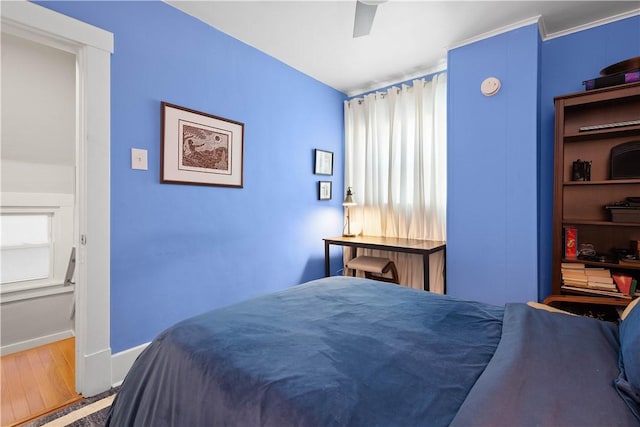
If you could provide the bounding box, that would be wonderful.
[1,0,113,396]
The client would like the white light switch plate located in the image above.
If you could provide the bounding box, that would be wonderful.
[131,148,148,170]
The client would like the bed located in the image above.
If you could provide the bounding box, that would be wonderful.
[106,276,640,426]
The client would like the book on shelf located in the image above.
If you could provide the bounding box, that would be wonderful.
[563,280,588,288]
[613,274,638,296]
[587,282,617,291]
[560,268,587,277]
[562,269,586,277]
[586,268,613,286]
[564,227,578,259]
[562,264,611,278]
[562,263,586,288]
[584,268,611,278]
[561,262,585,270]
[562,274,587,281]
[561,264,586,276]
[587,276,614,284]
[561,285,631,299]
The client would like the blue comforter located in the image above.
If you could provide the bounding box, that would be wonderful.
[107,277,638,426]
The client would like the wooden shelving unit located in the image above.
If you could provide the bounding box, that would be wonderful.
[550,81,640,307]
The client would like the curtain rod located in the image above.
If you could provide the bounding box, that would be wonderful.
[348,78,433,105]
[347,71,446,103]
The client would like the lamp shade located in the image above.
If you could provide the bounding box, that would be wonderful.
[343,187,356,206]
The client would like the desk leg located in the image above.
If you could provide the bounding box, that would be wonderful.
[324,241,330,277]
[349,246,357,277]
[442,246,446,294]
[423,253,430,292]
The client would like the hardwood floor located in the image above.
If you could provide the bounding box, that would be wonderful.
[1,337,82,427]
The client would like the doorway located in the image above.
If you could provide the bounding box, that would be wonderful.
[0,26,80,424]
[1,1,113,397]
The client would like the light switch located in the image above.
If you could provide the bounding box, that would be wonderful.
[131,148,148,170]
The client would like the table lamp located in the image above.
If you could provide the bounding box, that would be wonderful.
[343,187,357,237]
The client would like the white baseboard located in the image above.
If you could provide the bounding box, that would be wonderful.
[0,330,74,356]
[111,341,150,387]
[81,347,113,397]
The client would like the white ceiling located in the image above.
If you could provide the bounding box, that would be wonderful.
[168,1,640,96]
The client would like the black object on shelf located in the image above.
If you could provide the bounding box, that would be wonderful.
[611,141,640,179]
[583,56,640,91]
[572,159,591,181]
[605,206,640,223]
[583,70,640,90]
[577,252,617,263]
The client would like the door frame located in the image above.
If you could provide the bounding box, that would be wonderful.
[1,1,113,396]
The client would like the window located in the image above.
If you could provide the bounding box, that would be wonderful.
[1,192,74,297]
[1,213,52,284]
[344,74,447,293]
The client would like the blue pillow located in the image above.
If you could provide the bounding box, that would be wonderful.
[616,298,640,421]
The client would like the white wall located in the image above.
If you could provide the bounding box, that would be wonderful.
[1,293,74,354]
[1,32,75,172]
[2,160,74,193]
[1,30,76,355]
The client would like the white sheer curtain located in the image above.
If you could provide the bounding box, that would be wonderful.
[344,73,447,293]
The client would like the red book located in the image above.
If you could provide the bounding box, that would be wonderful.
[613,274,634,295]
[564,227,577,259]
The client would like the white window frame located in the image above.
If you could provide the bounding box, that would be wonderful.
[1,211,53,286]
[1,192,74,299]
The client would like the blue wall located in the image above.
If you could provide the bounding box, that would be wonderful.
[447,24,541,305]
[447,16,639,305]
[38,1,346,353]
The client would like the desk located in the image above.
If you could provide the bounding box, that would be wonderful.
[323,235,446,292]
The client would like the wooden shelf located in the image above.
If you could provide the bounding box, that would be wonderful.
[563,219,640,227]
[562,258,640,271]
[564,126,640,141]
[544,294,631,308]
[561,81,640,106]
[551,82,640,301]
[563,179,640,186]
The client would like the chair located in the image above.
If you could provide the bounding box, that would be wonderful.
[346,255,399,284]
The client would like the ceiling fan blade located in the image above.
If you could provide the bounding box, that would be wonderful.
[353,0,378,38]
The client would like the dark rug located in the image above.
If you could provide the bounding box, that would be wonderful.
[24,387,119,427]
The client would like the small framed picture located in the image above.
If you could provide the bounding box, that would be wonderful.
[318,181,332,200]
[314,149,333,175]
